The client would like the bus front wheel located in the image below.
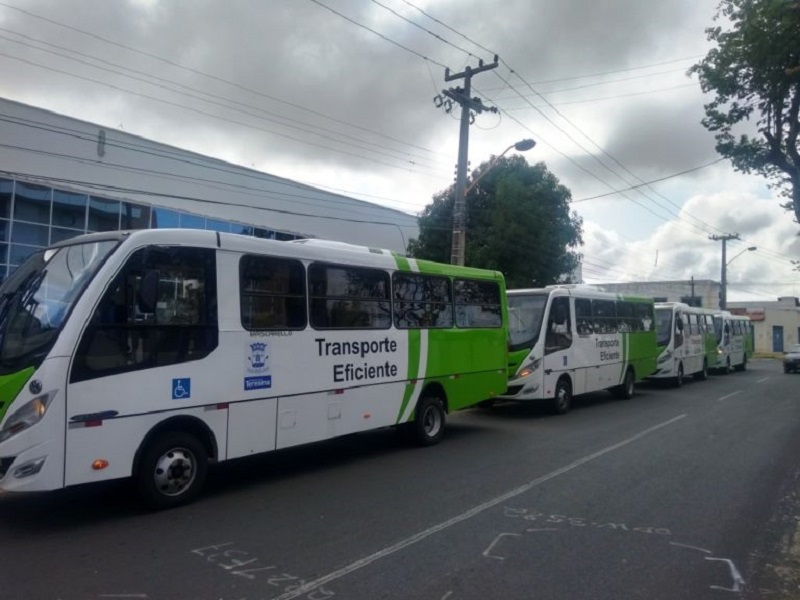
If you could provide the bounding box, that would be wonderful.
[673,363,684,388]
[552,378,572,415]
[136,432,208,510]
[411,395,446,447]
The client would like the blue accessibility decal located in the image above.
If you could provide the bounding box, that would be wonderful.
[172,378,191,400]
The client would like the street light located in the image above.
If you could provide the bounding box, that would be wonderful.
[721,246,756,309]
[726,246,757,267]
[450,138,536,266]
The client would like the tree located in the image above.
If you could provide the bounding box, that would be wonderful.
[690,0,800,223]
[407,155,583,288]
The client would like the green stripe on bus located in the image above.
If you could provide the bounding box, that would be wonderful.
[397,329,421,423]
[0,367,35,425]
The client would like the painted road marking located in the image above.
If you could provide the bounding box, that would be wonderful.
[718,391,742,402]
[271,414,689,600]
[706,557,745,592]
[756,377,770,384]
[670,542,712,554]
[482,533,521,560]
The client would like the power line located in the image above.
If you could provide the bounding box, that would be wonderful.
[502,83,698,109]
[0,0,449,159]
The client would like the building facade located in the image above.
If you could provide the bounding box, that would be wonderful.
[728,297,800,354]
[0,98,419,283]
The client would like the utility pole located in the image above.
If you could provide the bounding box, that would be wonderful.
[435,56,499,266]
[709,233,740,310]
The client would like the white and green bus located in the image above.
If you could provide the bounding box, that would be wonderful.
[0,230,509,508]
[713,311,754,373]
[651,302,718,386]
[497,286,659,414]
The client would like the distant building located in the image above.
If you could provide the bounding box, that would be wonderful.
[0,97,419,283]
[728,297,800,354]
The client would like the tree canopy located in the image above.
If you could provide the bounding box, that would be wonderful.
[407,155,583,288]
[690,0,800,223]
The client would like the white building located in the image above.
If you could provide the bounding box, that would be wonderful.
[0,98,419,282]
[728,297,800,354]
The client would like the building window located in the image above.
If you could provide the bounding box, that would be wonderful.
[120,202,151,230]
[14,182,51,225]
[206,219,231,233]
[152,207,179,228]
[0,178,13,220]
[309,264,390,329]
[52,189,87,230]
[240,255,306,330]
[179,212,205,229]
[88,196,121,232]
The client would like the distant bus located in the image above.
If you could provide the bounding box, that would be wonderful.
[713,311,754,373]
[496,286,659,414]
[651,302,718,386]
[0,230,509,508]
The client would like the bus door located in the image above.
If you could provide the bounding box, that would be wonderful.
[542,296,574,397]
[64,246,231,487]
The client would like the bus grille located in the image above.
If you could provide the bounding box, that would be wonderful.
[506,385,523,396]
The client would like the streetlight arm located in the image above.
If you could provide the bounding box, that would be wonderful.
[463,143,515,196]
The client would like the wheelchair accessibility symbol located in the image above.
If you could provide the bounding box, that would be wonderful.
[172,378,191,400]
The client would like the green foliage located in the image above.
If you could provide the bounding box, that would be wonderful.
[689,0,800,223]
[407,155,583,288]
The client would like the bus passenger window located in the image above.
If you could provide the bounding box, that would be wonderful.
[575,298,593,335]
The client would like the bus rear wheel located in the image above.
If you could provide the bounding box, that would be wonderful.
[136,431,208,510]
[613,367,635,400]
[695,359,708,381]
[411,394,446,446]
[735,355,747,372]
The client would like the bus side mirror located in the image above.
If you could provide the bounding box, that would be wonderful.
[138,270,160,313]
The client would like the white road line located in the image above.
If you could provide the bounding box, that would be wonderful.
[718,391,743,402]
[706,557,745,592]
[271,413,688,600]
[482,533,521,560]
[669,542,713,554]
[756,377,770,384]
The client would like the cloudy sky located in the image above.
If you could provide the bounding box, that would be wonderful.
[0,0,797,302]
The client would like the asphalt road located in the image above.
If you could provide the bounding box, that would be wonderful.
[1,358,798,600]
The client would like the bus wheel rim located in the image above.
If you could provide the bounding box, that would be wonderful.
[423,405,442,437]
[154,447,197,497]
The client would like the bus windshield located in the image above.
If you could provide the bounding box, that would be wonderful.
[0,239,118,374]
[655,308,673,347]
[508,293,548,350]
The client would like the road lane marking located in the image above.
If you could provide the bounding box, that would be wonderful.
[482,533,521,560]
[756,377,770,384]
[718,391,742,402]
[706,557,745,592]
[670,542,712,554]
[271,413,688,600]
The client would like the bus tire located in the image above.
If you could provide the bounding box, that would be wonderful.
[551,377,572,415]
[673,363,684,388]
[613,367,635,400]
[736,356,747,372]
[695,359,708,381]
[411,394,446,447]
[136,431,208,510]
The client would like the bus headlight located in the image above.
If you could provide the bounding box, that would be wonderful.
[657,350,672,364]
[0,394,52,443]
[518,358,542,378]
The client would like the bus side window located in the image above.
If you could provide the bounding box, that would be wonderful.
[71,246,219,383]
[575,298,593,335]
